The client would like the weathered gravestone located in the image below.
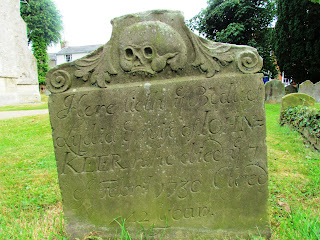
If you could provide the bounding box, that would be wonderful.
[299,80,320,102]
[46,10,269,239]
[265,79,285,103]
[282,93,315,111]
[285,84,298,95]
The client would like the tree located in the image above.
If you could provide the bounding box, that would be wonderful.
[310,0,320,4]
[274,0,320,84]
[20,0,63,84]
[189,0,278,78]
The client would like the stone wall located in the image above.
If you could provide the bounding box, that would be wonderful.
[0,0,40,106]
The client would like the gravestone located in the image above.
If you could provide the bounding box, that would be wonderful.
[46,10,269,239]
[299,80,320,102]
[265,79,285,103]
[282,93,315,111]
[285,84,298,95]
[315,82,320,103]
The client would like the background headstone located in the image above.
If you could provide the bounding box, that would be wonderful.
[285,84,298,95]
[265,79,285,103]
[299,80,320,102]
[46,10,269,240]
[314,82,320,103]
[0,0,40,106]
[282,93,315,111]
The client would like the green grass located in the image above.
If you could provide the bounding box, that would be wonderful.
[314,103,320,110]
[266,104,320,239]
[0,104,319,239]
[0,94,48,112]
[0,115,64,239]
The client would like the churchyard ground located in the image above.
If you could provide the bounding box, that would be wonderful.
[0,103,319,239]
[0,94,48,112]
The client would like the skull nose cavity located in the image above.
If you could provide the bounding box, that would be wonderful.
[133,57,142,67]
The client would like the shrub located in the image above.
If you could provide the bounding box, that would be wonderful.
[280,106,320,145]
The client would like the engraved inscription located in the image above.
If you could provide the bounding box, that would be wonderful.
[49,75,267,232]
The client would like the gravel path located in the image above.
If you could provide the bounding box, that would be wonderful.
[0,109,49,120]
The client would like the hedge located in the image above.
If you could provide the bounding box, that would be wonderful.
[280,106,320,150]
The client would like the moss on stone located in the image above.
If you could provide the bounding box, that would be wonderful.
[281,93,315,111]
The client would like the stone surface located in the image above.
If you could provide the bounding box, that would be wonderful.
[285,84,298,95]
[282,93,315,111]
[299,80,320,102]
[265,79,285,103]
[314,82,320,103]
[46,10,269,239]
[0,0,40,106]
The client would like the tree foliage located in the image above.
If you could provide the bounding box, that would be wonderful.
[20,0,62,84]
[32,37,49,84]
[189,0,278,78]
[274,0,320,84]
[310,0,320,4]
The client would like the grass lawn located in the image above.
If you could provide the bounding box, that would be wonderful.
[0,104,319,239]
[266,104,320,239]
[0,94,48,112]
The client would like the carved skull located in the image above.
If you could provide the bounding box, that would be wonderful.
[119,21,187,75]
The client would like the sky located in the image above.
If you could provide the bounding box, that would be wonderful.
[48,0,208,53]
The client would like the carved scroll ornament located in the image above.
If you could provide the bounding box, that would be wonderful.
[46,70,71,93]
[74,45,118,88]
[46,10,263,93]
[189,34,234,78]
[236,50,263,74]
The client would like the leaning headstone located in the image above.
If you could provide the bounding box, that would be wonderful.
[282,93,315,111]
[299,80,320,102]
[46,10,269,239]
[265,79,285,103]
[285,84,298,95]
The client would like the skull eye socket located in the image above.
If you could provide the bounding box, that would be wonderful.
[143,47,153,59]
[125,48,134,59]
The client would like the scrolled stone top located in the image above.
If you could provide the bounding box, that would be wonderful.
[111,9,184,24]
[46,10,263,94]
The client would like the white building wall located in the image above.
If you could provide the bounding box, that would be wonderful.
[56,53,90,66]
